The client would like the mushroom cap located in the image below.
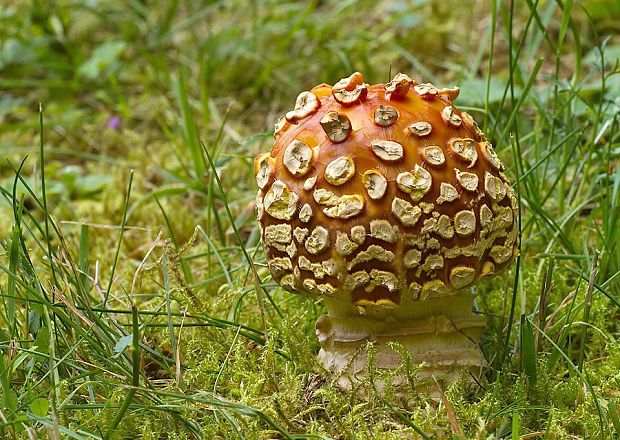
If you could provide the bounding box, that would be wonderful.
[255,72,518,307]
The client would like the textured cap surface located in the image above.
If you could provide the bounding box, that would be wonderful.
[255,72,518,307]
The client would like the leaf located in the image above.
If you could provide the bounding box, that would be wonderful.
[0,354,16,411]
[4,389,18,412]
[0,95,25,121]
[584,44,620,68]
[28,310,41,335]
[0,38,38,69]
[609,400,620,436]
[511,411,520,440]
[78,41,127,79]
[0,176,64,205]
[29,398,49,417]
[7,225,19,333]
[74,174,113,197]
[57,165,82,189]
[457,77,522,106]
[114,334,133,356]
[558,0,573,49]
[33,327,50,355]
[521,315,537,385]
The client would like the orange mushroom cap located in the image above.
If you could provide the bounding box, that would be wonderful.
[255,72,518,307]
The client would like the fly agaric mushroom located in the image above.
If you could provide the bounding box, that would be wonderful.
[255,72,518,394]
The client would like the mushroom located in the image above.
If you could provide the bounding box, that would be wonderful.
[255,72,518,396]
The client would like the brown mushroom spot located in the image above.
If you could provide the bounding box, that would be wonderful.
[325,156,355,185]
[264,180,298,220]
[333,83,368,106]
[441,105,463,127]
[256,72,518,305]
[285,91,320,123]
[437,86,460,102]
[421,145,445,166]
[436,182,459,204]
[397,165,432,202]
[385,73,414,100]
[370,139,404,161]
[320,111,352,143]
[283,140,313,176]
[408,121,432,137]
[414,83,438,98]
[333,72,365,91]
[449,138,478,167]
[362,170,388,199]
[481,142,503,170]
[455,169,479,192]
[374,105,399,127]
[255,153,273,189]
[274,115,287,137]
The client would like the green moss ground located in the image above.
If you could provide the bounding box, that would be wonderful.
[1,1,619,438]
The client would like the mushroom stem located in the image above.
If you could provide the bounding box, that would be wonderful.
[315,292,486,396]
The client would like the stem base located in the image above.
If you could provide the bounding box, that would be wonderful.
[315,292,486,398]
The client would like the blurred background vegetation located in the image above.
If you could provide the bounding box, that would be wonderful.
[1,0,619,438]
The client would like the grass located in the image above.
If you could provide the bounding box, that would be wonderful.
[0,0,619,438]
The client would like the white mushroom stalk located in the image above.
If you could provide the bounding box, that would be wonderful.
[316,292,486,394]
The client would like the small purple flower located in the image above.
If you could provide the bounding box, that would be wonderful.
[106,116,121,130]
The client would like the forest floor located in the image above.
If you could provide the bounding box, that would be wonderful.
[1,1,619,438]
